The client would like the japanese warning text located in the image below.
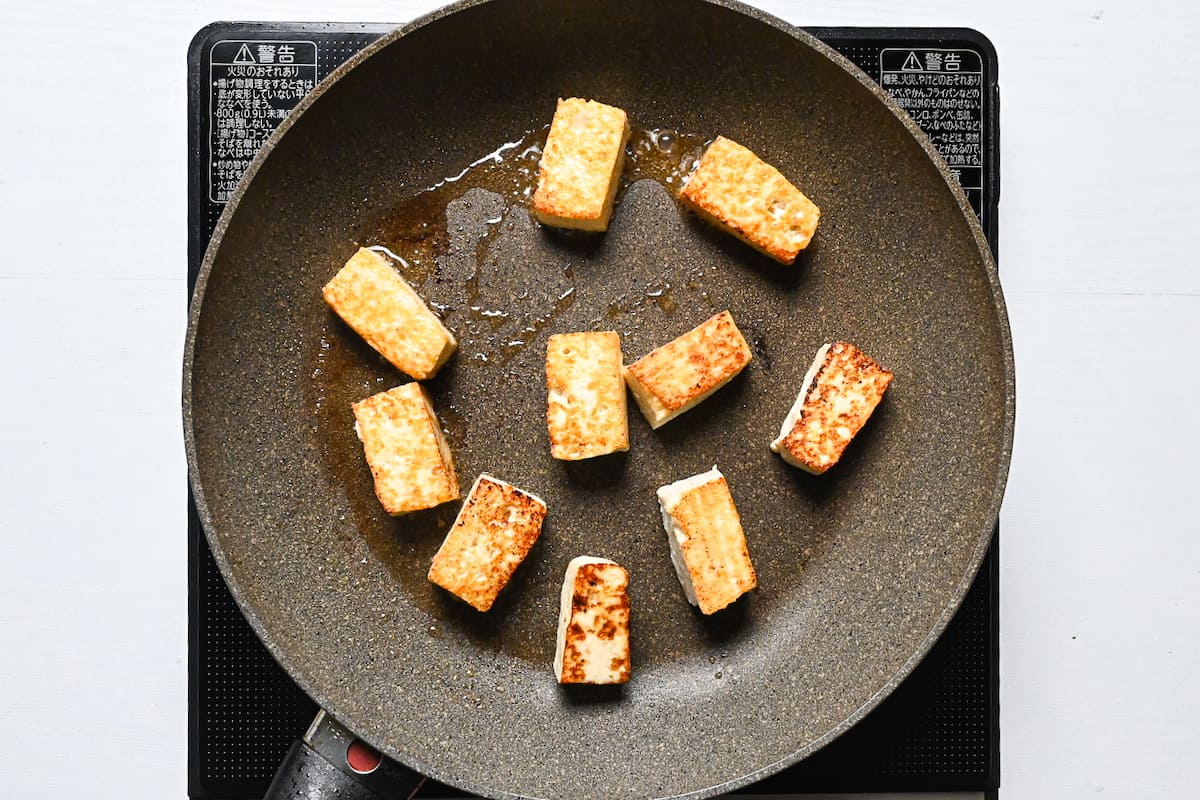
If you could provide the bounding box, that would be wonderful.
[208,40,318,203]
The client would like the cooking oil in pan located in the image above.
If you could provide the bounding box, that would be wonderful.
[359,124,709,367]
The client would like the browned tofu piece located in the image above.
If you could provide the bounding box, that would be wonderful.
[532,98,631,232]
[351,383,459,515]
[623,310,753,429]
[322,248,456,380]
[770,341,893,474]
[657,467,757,615]
[553,557,631,684]
[680,136,821,264]
[428,474,547,612]
[546,331,628,460]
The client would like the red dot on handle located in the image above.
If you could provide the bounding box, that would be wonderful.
[346,739,382,774]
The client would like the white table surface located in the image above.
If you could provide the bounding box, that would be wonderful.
[2,0,1197,797]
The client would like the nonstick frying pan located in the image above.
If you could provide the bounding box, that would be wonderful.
[184,1,1014,798]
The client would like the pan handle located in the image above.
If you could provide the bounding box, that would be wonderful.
[263,710,424,800]
[263,738,384,800]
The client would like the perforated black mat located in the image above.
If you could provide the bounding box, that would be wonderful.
[187,22,1000,799]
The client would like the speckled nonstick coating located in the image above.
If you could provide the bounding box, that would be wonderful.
[183,1,1014,798]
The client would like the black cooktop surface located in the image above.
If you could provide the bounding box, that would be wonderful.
[188,22,1000,799]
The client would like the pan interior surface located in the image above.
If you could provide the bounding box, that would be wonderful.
[185,1,1012,798]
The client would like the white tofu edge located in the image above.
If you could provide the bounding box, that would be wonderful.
[655,466,723,607]
[623,364,747,430]
[553,555,617,681]
[769,342,832,471]
[419,387,459,485]
[622,366,666,427]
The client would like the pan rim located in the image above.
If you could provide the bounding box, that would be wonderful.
[182,2,1015,797]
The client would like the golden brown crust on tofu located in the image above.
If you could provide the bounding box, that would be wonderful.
[623,310,753,429]
[662,474,757,615]
[322,248,457,380]
[771,341,893,474]
[680,136,821,264]
[351,383,459,515]
[532,98,631,232]
[428,475,547,612]
[556,559,631,684]
[546,331,629,460]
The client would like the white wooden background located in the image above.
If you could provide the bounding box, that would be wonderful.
[1,1,1197,797]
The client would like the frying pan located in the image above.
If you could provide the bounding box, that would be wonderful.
[184,1,1014,798]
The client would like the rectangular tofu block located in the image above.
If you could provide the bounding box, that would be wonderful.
[532,98,631,232]
[770,341,894,474]
[351,383,459,515]
[323,247,457,380]
[680,136,821,264]
[554,556,631,684]
[546,331,629,460]
[428,474,547,612]
[657,467,757,615]
[623,310,753,429]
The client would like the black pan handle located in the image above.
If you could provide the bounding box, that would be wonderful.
[263,710,424,800]
[264,738,383,800]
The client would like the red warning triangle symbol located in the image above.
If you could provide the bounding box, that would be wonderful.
[233,44,256,64]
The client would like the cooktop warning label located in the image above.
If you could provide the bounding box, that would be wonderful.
[208,40,318,203]
[880,48,985,219]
